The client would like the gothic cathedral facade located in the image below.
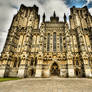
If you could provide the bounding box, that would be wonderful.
[0,4,92,78]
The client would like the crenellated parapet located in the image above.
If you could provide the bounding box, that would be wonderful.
[70,6,92,29]
[11,4,40,29]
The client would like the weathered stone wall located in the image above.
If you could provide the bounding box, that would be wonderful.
[0,5,92,78]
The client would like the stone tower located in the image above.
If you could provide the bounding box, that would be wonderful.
[0,4,40,77]
[69,6,92,77]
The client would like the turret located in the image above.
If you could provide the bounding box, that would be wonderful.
[53,11,56,18]
[64,13,67,23]
[50,11,59,22]
[43,13,45,22]
[33,5,39,13]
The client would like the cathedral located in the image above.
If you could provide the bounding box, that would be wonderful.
[0,4,92,78]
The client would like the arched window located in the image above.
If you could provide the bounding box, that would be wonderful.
[76,60,79,65]
[14,58,17,67]
[18,57,21,67]
[75,68,79,76]
[31,68,35,76]
[47,33,50,51]
[60,34,62,51]
[35,57,37,66]
[31,58,34,66]
[75,68,80,77]
[73,60,75,65]
[53,32,56,51]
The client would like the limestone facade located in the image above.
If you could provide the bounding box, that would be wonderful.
[0,5,92,78]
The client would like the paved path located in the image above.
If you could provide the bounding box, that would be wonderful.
[0,78,92,92]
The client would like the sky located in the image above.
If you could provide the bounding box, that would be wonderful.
[0,0,92,54]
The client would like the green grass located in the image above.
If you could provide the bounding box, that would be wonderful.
[0,78,21,82]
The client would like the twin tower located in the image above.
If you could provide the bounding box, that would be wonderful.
[0,4,92,78]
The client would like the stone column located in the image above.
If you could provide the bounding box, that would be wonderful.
[17,59,27,78]
[83,59,92,77]
[0,60,7,77]
[60,64,67,77]
[67,59,75,77]
[43,69,50,77]
[0,66,6,77]
[43,65,50,78]
[35,25,44,77]
[35,55,43,77]
[64,23,75,77]
[35,64,42,77]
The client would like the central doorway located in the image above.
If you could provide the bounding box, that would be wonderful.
[50,62,60,76]
[75,68,81,77]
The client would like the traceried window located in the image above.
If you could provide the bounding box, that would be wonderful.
[76,60,79,65]
[31,58,34,66]
[47,33,50,51]
[14,58,17,67]
[35,57,37,66]
[53,32,56,51]
[60,34,62,51]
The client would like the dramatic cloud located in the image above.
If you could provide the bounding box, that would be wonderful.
[86,0,92,5]
[0,0,92,54]
[0,0,68,54]
[64,0,87,8]
[0,0,18,54]
[37,0,69,21]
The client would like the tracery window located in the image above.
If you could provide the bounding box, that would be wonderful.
[76,60,79,65]
[60,34,62,51]
[31,58,34,66]
[47,33,50,51]
[53,32,56,51]
[18,57,21,67]
[35,57,37,66]
[14,58,17,67]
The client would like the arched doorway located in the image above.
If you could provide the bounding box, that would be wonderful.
[75,68,81,77]
[50,62,60,76]
[31,68,35,77]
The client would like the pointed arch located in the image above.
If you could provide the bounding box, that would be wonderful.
[76,60,79,65]
[13,58,17,67]
[50,62,60,76]
[30,57,34,66]
[35,57,37,66]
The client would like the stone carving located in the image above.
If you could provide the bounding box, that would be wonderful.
[0,4,92,78]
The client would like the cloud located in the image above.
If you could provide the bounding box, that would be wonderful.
[89,8,92,15]
[86,0,92,4]
[37,0,69,21]
[64,0,87,8]
[0,0,69,54]
[86,0,92,15]
[0,0,18,53]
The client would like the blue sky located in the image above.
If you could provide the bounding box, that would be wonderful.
[65,0,87,8]
[64,0,92,8]
[0,0,92,54]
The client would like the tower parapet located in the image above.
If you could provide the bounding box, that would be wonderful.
[69,6,92,29]
[12,4,40,29]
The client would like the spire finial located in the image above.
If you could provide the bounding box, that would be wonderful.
[43,12,45,22]
[64,13,67,23]
[53,11,56,17]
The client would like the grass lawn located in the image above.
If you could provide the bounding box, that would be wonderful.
[0,78,21,82]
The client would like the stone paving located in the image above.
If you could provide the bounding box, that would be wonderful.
[0,77,92,92]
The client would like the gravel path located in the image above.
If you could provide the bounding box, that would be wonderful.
[0,78,92,92]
